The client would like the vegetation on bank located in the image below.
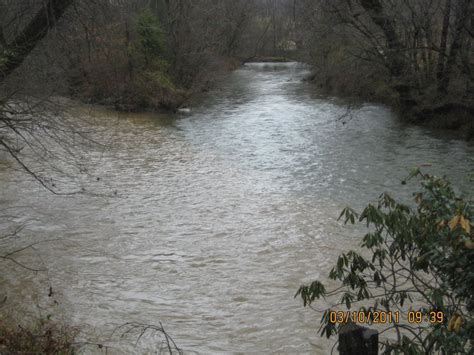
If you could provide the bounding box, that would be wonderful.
[59,1,306,112]
[0,315,183,354]
[65,1,303,112]
[297,170,474,353]
[2,1,471,132]
[297,1,473,137]
[0,317,77,354]
[0,1,264,113]
[69,8,192,111]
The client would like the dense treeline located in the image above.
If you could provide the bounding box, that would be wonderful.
[1,0,472,127]
[296,0,473,132]
[0,0,299,111]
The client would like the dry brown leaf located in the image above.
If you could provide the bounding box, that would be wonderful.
[449,215,461,231]
[454,316,463,333]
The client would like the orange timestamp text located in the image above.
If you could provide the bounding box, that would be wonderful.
[329,310,445,325]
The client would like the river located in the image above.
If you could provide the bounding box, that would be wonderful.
[1,62,473,353]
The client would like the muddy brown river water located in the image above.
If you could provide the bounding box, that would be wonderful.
[1,62,473,353]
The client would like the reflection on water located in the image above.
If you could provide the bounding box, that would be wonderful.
[1,62,473,353]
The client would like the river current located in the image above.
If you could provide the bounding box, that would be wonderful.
[1,62,473,353]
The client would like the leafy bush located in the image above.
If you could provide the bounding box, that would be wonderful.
[135,9,167,67]
[297,170,473,354]
[69,6,185,111]
[128,65,187,110]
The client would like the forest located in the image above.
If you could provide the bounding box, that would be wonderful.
[1,0,472,127]
[0,0,473,354]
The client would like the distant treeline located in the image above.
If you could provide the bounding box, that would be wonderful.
[0,0,301,111]
[296,0,473,133]
[1,0,472,132]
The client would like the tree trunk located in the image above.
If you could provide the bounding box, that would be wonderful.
[125,21,133,80]
[0,26,6,48]
[437,0,452,94]
[272,0,277,56]
[359,0,415,110]
[0,0,73,82]
[438,0,471,96]
[359,0,404,75]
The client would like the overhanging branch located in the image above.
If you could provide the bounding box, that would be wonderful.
[0,0,74,82]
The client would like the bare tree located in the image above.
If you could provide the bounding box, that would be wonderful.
[298,0,473,120]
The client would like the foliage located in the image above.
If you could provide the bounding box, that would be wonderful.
[123,9,185,110]
[128,65,186,110]
[298,0,473,130]
[0,50,11,69]
[297,170,474,354]
[135,9,166,65]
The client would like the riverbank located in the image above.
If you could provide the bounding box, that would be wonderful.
[409,103,474,140]
[243,56,296,63]
[72,55,242,113]
[76,53,473,141]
